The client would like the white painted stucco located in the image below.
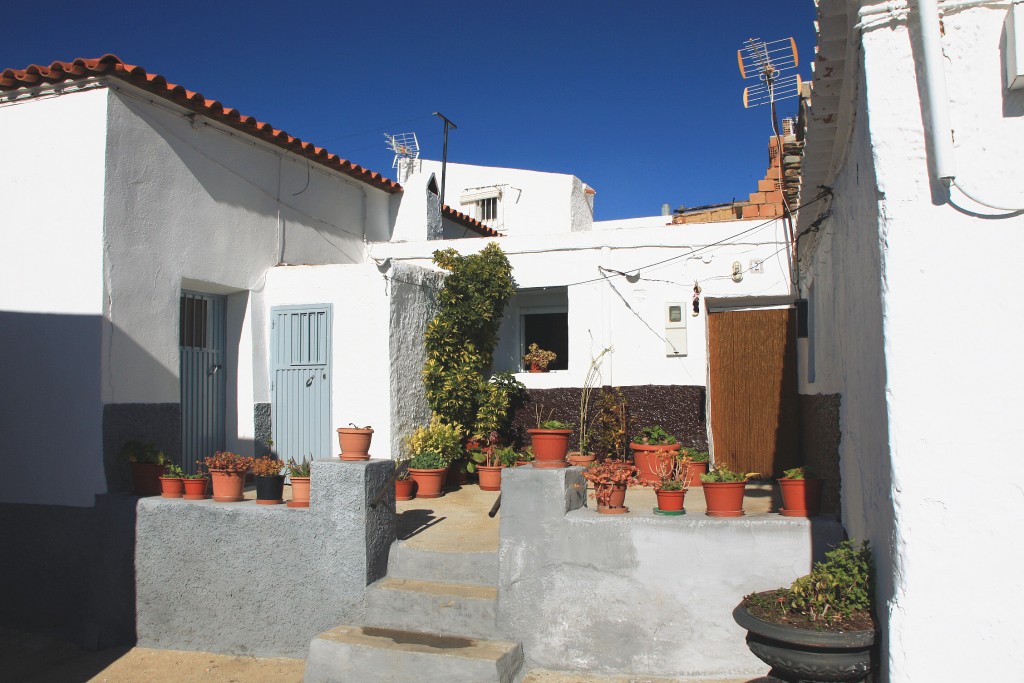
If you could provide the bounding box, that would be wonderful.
[800,4,1024,680]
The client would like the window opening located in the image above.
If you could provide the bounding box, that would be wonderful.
[179,295,208,348]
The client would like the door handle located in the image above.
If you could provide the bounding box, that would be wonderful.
[306,376,315,387]
[209,364,222,376]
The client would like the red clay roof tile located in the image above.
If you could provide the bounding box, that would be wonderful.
[0,55,401,194]
[441,205,501,238]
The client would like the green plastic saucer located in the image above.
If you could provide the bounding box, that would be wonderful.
[653,507,686,516]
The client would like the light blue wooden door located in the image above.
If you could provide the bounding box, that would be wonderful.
[270,305,332,463]
[180,291,226,475]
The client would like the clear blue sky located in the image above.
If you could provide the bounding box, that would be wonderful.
[2,1,816,221]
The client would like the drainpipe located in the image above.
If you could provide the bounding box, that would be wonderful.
[913,0,957,186]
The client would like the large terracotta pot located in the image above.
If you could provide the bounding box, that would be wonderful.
[528,429,572,468]
[703,481,747,517]
[778,478,824,517]
[182,478,209,500]
[288,476,311,508]
[159,477,184,498]
[655,488,686,512]
[337,427,373,460]
[255,475,285,505]
[477,465,503,491]
[630,443,680,484]
[210,470,246,502]
[567,452,596,467]
[408,468,447,498]
[595,483,628,514]
[130,463,164,496]
[685,460,709,487]
[395,478,416,501]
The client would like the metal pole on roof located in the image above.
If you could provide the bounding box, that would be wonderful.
[433,112,457,205]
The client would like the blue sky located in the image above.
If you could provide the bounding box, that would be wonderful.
[2,1,816,220]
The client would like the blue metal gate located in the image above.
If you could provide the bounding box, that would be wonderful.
[180,291,226,474]
[270,304,332,463]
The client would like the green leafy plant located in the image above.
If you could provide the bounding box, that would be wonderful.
[522,343,557,370]
[788,541,873,623]
[183,471,208,480]
[700,463,751,483]
[121,440,167,465]
[160,463,185,478]
[252,456,285,477]
[658,478,688,491]
[409,451,448,470]
[782,465,816,480]
[473,372,526,442]
[633,425,677,446]
[404,415,465,468]
[540,419,572,430]
[516,446,535,463]
[591,388,629,460]
[682,448,710,463]
[202,451,254,473]
[285,456,312,477]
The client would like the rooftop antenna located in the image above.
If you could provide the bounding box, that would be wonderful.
[737,37,800,110]
[384,132,420,184]
[432,112,457,205]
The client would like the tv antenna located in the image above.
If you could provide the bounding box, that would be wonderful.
[737,37,800,109]
[384,132,420,182]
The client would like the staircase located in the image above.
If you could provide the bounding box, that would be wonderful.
[304,533,524,682]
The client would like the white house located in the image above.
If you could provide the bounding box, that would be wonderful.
[795,1,1024,680]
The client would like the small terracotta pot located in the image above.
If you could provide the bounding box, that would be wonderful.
[256,475,285,505]
[528,429,572,468]
[630,443,680,485]
[395,478,416,501]
[685,461,709,487]
[159,477,184,498]
[596,483,628,514]
[210,470,246,502]
[409,468,447,498]
[182,478,209,500]
[567,452,596,467]
[778,478,824,517]
[529,363,547,373]
[703,481,747,517]
[656,488,687,512]
[477,465,503,491]
[337,428,373,460]
[130,462,164,496]
[288,476,311,508]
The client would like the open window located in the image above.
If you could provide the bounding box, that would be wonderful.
[517,288,568,371]
[460,186,502,226]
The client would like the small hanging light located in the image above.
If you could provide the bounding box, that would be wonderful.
[692,281,702,317]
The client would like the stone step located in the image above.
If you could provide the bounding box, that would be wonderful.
[387,542,498,586]
[364,576,499,640]
[305,624,523,683]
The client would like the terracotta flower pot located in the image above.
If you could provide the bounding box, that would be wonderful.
[685,460,709,487]
[630,443,680,485]
[337,427,373,460]
[255,474,285,505]
[395,478,416,501]
[778,477,824,517]
[210,470,246,502]
[703,481,747,517]
[408,468,447,499]
[477,465,503,492]
[288,476,311,508]
[130,462,164,496]
[656,488,687,512]
[596,483,628,514]
[182,478,209,500]
[528,429,572,468]
[567,452,596,467]
[159,477,184,498]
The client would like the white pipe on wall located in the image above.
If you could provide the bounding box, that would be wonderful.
[913,0,958,184]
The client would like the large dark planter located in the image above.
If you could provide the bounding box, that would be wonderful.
[732,604,876,683]
[256,474,285,505]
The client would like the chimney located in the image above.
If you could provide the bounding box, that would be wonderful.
[661,203,671,216]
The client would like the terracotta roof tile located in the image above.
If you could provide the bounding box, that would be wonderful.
[0,55,401,194]
[441,205,501,238]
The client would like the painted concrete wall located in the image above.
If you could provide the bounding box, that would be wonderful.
[800,5,1024,681]
[372,217,794,392]
[0,88,109,506]
[498,466,843,677]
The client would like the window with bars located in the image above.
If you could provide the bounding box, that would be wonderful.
[476,196,499,222]
[179,295,208,348]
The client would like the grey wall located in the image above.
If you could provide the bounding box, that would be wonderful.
[497,467,843,678]
[135,459,394,658]
[798,393,841,514]
[103,402,182,492]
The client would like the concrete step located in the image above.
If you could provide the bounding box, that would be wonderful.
[387,541,498,586]
[305,624,523,683]
[364,576,499,640]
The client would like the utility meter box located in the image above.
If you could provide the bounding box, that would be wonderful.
[665,303,687,357]
[1007,2,1024,91]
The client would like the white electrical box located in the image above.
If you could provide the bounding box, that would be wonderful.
[664,303,687,356]
[1007,2,1024,91]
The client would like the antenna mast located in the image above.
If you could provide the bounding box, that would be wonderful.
[384,132,420,184]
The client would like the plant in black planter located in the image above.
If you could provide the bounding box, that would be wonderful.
[252,456,286,505]
[733,540,877,683]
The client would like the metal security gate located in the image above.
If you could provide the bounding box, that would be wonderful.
[180,291,227,474]
[270,305,332,463]
[707,307,800,478]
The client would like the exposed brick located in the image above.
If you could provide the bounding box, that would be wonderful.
[764,190,783,203]
[757,179,776,192]
[742,204,759,219]
[761,203,781,217]
[749,192,766,204]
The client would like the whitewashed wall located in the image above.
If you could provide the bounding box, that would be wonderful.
[801,5,1024,681]
[372,217,794,392]
[0,88,109,505]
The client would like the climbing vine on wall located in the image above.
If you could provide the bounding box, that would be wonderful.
[423,243,517,434]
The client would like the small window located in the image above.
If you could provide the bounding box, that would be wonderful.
[516,287,569,372]
[477,197,498,222]
[180,295,208,348]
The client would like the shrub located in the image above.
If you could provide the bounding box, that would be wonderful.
[202,451,254,473]
[788,541,873,623]
[161,463,185,478]
[252,456,285,477]
[700,463,750,483]
[633,425,677,445]
[409,451,448,470]
[404,415,465,467]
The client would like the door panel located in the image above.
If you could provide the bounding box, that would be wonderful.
[180,291,226,474]
[270,305,332,463]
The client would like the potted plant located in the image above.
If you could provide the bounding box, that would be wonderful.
[778,465,824,517]
[159,463,185,498]
[470,445,517,492]
[122,440,167,496]
[286,456,312,508]
[252,456,286,505]
[522,342,557,372]
[527,406,573,468]
[700,463,752,517]
[514,446,535,467]
[394,457,415,501]
[404,415,464,499]
[733,541,877,682]
[645,450,693,514]
[202,451,255,502]
[182,471,209,500]
[630,425,680,485]
[337,423,373,460]
[582,461,638,514]
[681,448,710,487]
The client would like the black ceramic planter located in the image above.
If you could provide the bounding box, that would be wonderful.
[733,604,876,683]
[255,475,285,504]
